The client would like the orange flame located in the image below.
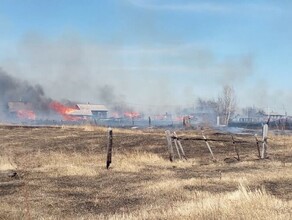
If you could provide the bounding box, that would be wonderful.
[49,101,78,121]
[124,111,140,119]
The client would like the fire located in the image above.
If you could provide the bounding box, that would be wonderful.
[124,111,140,119]
[17,110,36,120]
[49,101,78,121]
[110,112,121,118]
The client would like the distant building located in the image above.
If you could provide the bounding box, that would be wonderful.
[7,101,36,120]
[232,112,266,123]
[69,104,108,119]
[229,109,291,129]
[8,102,33,113]
[232,111,286,124]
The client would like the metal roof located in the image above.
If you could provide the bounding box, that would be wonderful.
[76,104,108,111]
[69,109,93,116]
[67,104,108,116]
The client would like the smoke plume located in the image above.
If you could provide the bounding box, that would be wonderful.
[0,68,51,117]
[1,34,257,115]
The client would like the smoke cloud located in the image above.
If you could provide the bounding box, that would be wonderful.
[1,34,256,114]
[0,68,51,117]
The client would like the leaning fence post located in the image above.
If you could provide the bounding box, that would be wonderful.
[255,134,261,159]
[106,128,113,169]
[165,130,174,162]
[231,135,240,161]
[173,136,182,159]
[174,132,187,160]
[202,132,215,160]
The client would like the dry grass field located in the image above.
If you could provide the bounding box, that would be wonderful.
[0,125,291,220]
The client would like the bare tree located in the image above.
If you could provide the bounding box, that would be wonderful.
[196,98,219,113]
[217,85,237,125]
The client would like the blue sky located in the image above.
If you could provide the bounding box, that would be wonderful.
[0,0,292,113]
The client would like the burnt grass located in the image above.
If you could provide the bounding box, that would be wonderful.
[0,125,291,218]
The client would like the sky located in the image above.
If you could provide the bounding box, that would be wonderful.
[0,0,292,114]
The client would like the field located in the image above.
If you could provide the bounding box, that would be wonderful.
[0,125,291,220]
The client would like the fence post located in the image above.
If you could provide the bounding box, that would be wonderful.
[231,135,240,161]
[174,132,187,160]
[202,132,215,160]
[165,130,174,162]
[255,134,261,159]
[262,124,269,159]
[106,128,113,169]
[173,136,182,159]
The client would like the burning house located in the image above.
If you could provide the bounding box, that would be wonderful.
[5,100,108,123]
[69,104,108,119]
[7,101,36,120]
[47,102,108,121]
[1,69,107,124]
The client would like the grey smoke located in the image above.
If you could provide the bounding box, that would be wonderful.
[97,85,121,105]
[97,84,135,114]
[0,68,51,115]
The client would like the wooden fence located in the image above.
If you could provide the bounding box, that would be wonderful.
[105,124,270,169]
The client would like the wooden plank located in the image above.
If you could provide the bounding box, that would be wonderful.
[173,136,248,143]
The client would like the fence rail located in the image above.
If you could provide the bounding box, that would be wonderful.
[103,125,270,169]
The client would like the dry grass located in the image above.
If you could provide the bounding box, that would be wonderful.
[0,125,291,219]
[0,154,17,171]
[97,185,291,220]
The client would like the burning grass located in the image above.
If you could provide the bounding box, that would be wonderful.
[0,125,291,219]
